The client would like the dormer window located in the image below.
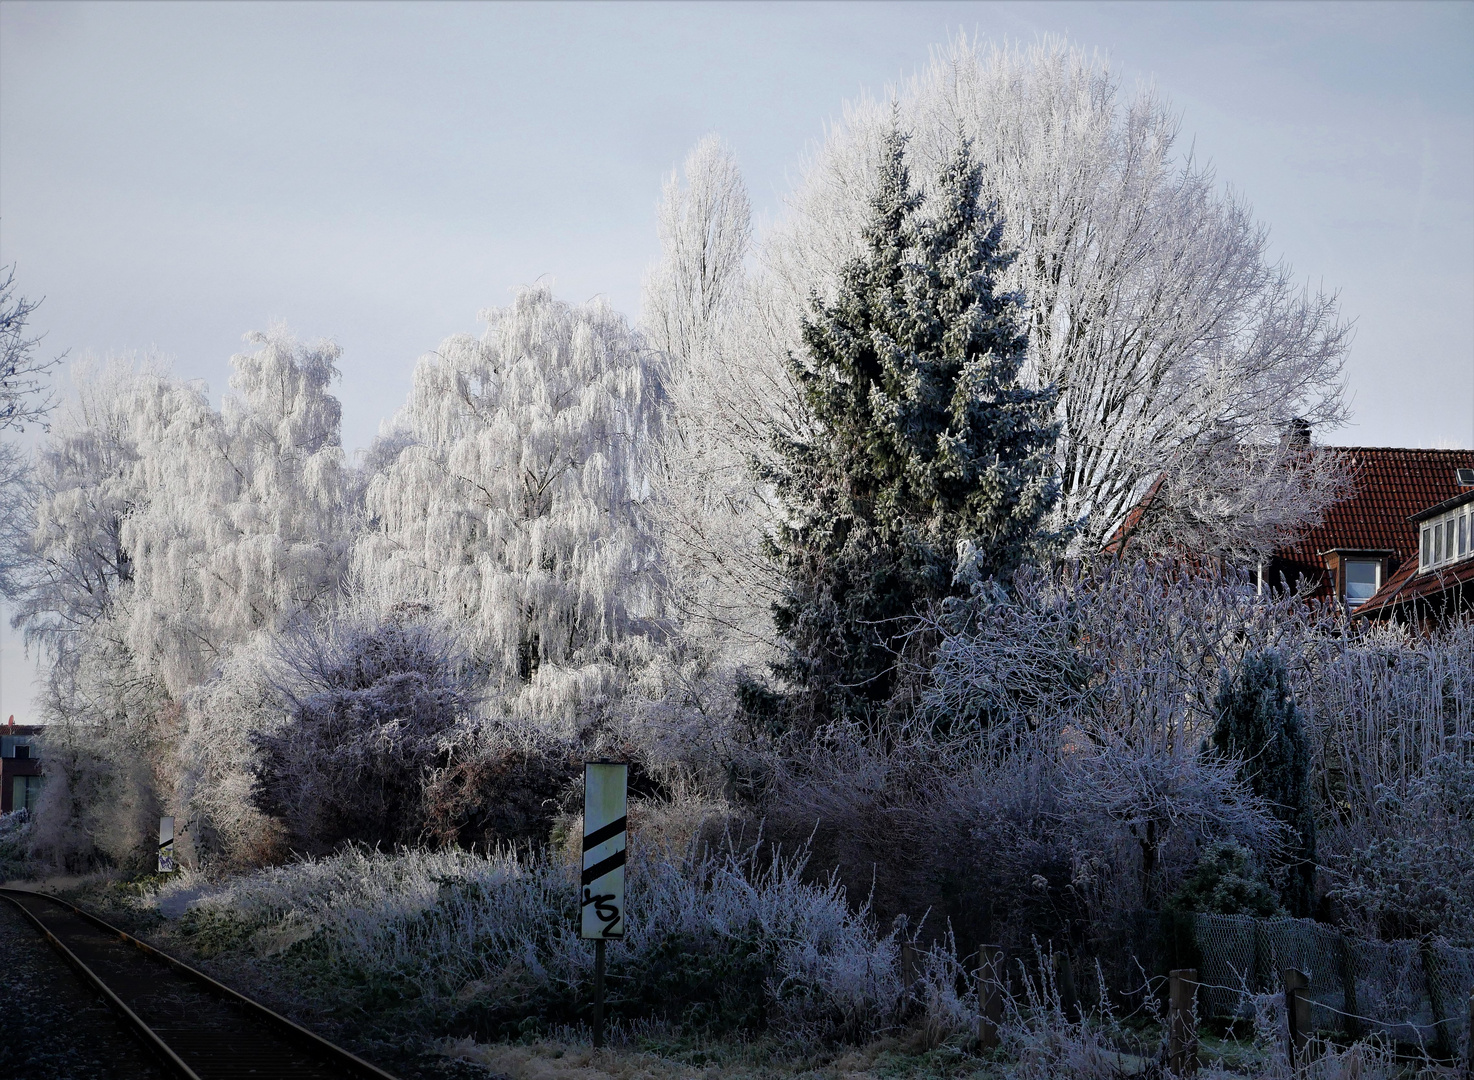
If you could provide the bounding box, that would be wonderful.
[1323,549,1391,611]
[1344,560,1381,610]
[1417,497,1474,572]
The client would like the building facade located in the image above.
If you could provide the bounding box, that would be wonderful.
[1,720,42,815]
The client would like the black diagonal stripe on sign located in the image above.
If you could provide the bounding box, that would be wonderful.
[582,815,627,852]
[581,848,627,887]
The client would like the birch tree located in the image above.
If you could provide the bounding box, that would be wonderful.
[356,287,665,727]
[764,38,1351,551]
[13,335,351,863]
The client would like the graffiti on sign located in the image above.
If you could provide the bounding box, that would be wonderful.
[580,763,627,939]
[158,816,176,873]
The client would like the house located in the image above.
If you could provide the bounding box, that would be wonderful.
[1107,446,1474,615]
[1262,448,1474,613]
[1,717,42,815]
[1355,475,1474,622]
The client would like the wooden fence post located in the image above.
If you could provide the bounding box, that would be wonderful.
[1283,968,1310,1068]
[1421,938,1454,1061]
[900,943,920,994]
[1052,951,1080,1022]
[1168,968,1198,1075]
[978,944,1003,1050]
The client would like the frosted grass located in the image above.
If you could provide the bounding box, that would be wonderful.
[171,839,902,1039]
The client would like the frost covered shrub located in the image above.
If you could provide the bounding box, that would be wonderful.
[0,810,34,879]
[1328,744,1474,944]
[252,607,485,853]
[172,838,900,1041]
[421,741,579,849]
[1164,841,1283,918]
[1213,649,1316,916]
[176,638,290,868]
[761,561,1287,963]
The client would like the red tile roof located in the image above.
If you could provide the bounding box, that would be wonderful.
[1357,552,1474,618]
[1274,447,1474,578]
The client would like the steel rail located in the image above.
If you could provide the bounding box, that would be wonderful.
[1,889,202,1079]
[0,886,400,1080]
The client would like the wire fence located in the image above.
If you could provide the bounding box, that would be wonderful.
[1192,913,1473,1053]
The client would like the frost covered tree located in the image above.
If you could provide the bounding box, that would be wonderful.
[643,135,751,376]
[1105,422,1352,565]
[764,38,1350,551]
[16,335,350,693]
[12,334,352,864]
[1213,648,1317,917]
[1,265,62,601]
[100,331,353,695]
[762,129,1056,725]
[640,138,789,671]
[357,287,665,728]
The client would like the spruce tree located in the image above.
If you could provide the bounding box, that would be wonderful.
[1212,649,1318,917]
[762,128,1058,728]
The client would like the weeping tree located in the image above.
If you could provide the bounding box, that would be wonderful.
[760,128,1057,729]
[1212,648,1317,917]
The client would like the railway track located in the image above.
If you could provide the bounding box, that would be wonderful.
[0,887,400,1080]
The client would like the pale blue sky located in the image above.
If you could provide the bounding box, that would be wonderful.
[2,0,1472,720]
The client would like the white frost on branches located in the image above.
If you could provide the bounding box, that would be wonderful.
[762,37,1350,550]
[641,138,786,658]
[356,287,665,724]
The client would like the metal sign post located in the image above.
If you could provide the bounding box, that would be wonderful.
[581,762,627,1048]
[158,817,176,873]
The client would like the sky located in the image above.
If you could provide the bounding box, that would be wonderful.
[2,0,1472,721]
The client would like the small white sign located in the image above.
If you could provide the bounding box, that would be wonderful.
[158,816,176,873]
[580,763,627,940]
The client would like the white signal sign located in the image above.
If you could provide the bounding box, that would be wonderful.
[581,763,627,940]
[158,816,176,873]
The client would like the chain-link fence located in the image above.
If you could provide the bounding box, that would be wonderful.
[1192,913,1473,1055]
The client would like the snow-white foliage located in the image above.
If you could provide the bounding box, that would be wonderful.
[12,334,350,864]
[118,329,350,694]
[763,37,1350,549]
[642,135,751,375]
[17,336,349,693]
[357,286,665,726]
[175,637,286,868]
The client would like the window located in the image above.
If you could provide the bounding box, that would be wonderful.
[1423,526,1432,567]
[12,775,41,814]
[1344,560,1380,609]
[13,744,28,760]
[1436,522,1444,562]
[1461,514,1469,557]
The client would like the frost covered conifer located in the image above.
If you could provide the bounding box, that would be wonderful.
[763,129,1056,724]
[356,287,664,727]
[768,40,1351,551]
[1213,648,1317,917]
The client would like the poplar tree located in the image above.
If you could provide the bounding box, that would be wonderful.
[1212,649,1318,917]
[762,128,1057,727]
